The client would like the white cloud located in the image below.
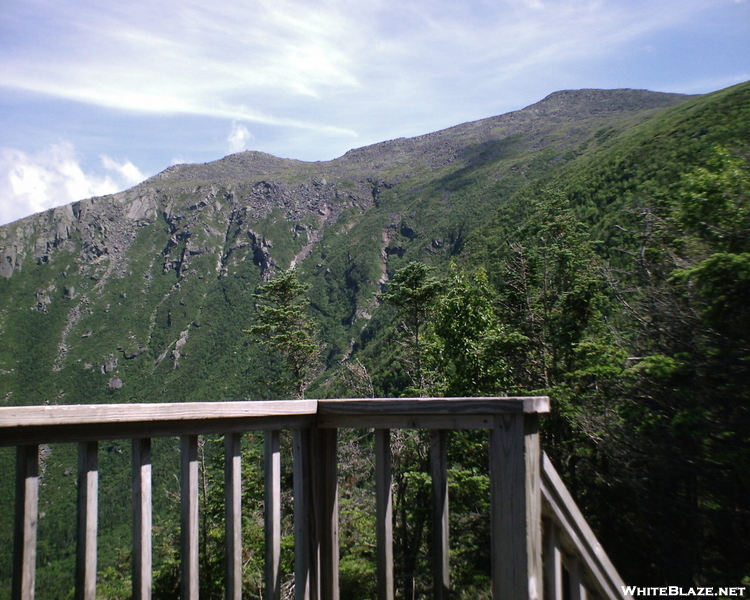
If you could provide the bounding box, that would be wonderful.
[101,155,146,186]
[0,0,362,136]
[0,0,745,188]
[227,122,253,154]
[0,143,146,226]
[1,0,712,133]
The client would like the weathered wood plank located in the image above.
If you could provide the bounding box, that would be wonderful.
[317,428,339,600]
[0,400,319,427]
[225,434,243,600]
[0,397,549,431]
[318,397,550,416]
[293,427,340,600]
[76,441,99,600]
[489,414,542,600]
[0,398,551,446]
[132,438,152,600]
[265,430,282,600]
[0,415,317,447]
[375,430,394,600]
[293,429,312,600]
[430,430,450,600]
[317,414,494,430]
[544,520,563,600]
[181,435,200,600]
[569,557,588,600]
[12,445,39,600]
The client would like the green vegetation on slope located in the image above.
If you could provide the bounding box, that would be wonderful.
[0,82,749,598]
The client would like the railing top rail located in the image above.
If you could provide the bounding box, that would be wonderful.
[319,396,550,415]
[0,396,549,446]
[0,399,319,428]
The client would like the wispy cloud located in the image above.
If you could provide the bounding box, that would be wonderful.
[0,0,720,130]
[0,143,146,225]
[227,122,253,154]
[0,0,362,135]
[0,0,745,224]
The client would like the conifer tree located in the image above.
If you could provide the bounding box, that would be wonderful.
[379,261,442,396]
[245,269,322,399]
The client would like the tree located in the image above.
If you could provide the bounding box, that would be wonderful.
[379,262,442,396]
[245,269,323,399]
[492,189,607,390]
[432,264,527,396]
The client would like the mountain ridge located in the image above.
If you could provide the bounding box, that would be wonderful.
[0,87,692,280]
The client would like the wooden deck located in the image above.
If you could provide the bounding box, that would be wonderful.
[1,397,630,600]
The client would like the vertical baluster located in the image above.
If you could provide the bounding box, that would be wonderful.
[76,441,98,600]
[133,438,152,600]
[293,429,312,600]
[12,444,39,600]
[430,430,449,600]
[489,414,542,600]
[375,429,394,600]
[265,430,281,600]
[225,434,242,600]
[544,520,563,600]
[569,556,588,600]
[318,428,339,600]
[181,435,200,600]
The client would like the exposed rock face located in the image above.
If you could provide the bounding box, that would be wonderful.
[0,88,689,280]
[0,87,700,400]
[0,189,149,278]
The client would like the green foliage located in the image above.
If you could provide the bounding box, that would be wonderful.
[432,265,527,396]
[245,269,323,398]
[679,146,749,252]
[379,262,442,396]
[487,189,607,391]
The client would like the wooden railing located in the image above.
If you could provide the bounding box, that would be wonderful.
[0,397,630,600]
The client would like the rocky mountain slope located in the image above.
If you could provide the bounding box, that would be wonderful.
[0,87,704,405]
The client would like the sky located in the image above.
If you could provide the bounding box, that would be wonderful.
[0,0,748,226]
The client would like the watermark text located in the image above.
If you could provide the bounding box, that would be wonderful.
[622,587,747,597]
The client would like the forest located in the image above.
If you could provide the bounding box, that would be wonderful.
[0,82,748,598]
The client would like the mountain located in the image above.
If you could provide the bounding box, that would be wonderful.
[1,81,749,597]
[0,87,694,404]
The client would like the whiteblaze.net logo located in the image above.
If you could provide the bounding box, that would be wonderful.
[622,587,747,597]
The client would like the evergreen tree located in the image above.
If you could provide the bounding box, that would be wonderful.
[245,269,323,399]
[379,261,442,396]
[432,264,527,396]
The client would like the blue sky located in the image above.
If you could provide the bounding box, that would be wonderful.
[0,0,748,225]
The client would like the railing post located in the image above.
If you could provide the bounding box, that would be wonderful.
[569,557,588,600]
[489,413,542,600]
[294,428,313,600]
[76,441,99,600]
[430,430,449,600]
[318,428,339,600]
[12,444,39,600]
[225,433,243,600]
[133,438,152,600]
[293,427,339,600]
[544,520,563,600]
[181,435,200,600]
[265,430,282,600]
[375,429,394,600]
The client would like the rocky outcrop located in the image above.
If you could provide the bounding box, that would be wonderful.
[0,186,157,278]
